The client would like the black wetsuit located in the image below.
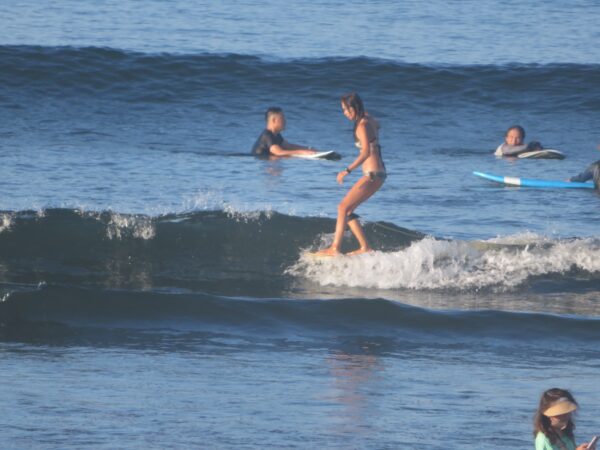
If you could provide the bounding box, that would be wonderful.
[251,130,284,157]
[570,159,600,188]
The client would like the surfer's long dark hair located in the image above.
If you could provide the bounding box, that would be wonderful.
[533,388,577,444]
[341,92,366,137]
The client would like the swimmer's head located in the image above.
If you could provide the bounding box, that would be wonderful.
[505,125,525,146]
[341,93,365,122]
[534,388,578,437]
[265,107,286,132]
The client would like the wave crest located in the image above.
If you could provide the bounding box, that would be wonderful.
[1,46,598,110]
[290,235,600,291]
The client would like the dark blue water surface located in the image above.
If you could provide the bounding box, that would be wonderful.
[1,1,599,449]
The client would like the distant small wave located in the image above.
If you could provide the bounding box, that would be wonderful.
[1,45,599,110]
[2,285,600,344]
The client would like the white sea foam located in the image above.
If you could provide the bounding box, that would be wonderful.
[105,213,155,240]
[0,213,13,234]
[182,190,224,212]
[224,204,274,222]
[75,210,155,240]
[289,235,600,291]
[181,189,277,221]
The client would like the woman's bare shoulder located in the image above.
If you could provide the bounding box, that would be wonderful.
[369,114,381,129]
[363,113,380,130]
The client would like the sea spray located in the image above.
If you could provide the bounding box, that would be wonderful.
[290,235,600,291]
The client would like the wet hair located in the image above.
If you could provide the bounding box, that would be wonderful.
[506,125,526,140]
[341,93,365,123]
[533,388,577,443]
[265,107,283,122]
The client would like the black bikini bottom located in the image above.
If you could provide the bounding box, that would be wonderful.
[366,171,387,181]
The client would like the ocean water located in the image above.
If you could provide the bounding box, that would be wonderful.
[1,1,600,449]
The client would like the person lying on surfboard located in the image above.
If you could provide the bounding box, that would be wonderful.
[251,107,320,158]
[568,144,600,189]
[494,125,543,156]
[313,93,386,257]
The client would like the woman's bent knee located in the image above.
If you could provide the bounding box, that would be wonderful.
[337,203,351,216]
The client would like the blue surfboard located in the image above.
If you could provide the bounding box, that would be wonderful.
[473,171,594,189]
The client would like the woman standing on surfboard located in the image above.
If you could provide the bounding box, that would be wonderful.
[315,93,386,256]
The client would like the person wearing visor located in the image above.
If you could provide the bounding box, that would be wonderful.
[534,388,596,450]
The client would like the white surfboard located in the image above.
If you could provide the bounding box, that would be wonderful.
[292,150,341,160]
[494,144,565,160]
[304,251,337,259]
[517,149,565,160]
[304,249,372,259]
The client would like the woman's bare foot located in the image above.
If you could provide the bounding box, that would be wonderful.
[346,247,372,256]
[312,247,342,257]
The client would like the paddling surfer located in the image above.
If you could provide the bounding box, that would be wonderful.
[495,125,543,156]
[251,107,319,158]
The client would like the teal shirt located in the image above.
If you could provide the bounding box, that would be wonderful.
[535,431,576,450]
